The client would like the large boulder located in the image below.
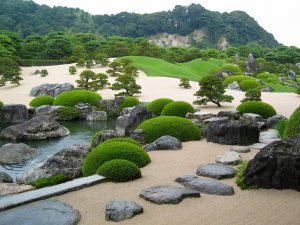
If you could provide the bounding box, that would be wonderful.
[90,130,124,148]
[0,104,28,124]
[144,135,182,151]
[246,53,257,72]
[0,143,37,164]
[244,136,300,191]
[29,83,74,97]
[288,70,296,81]
[207,120,260,145]
[266,114,287,129]
[75,103,93,119]
[17,144,89,184]
[217,110,241,120]
[33,105,62,118]
[86,111,107,121]
[186,111,216,122]
[227,81,241,91]
[0,115,70,141]
[105,201,143,222]
[130,129,147,145]
[100,96,125,117]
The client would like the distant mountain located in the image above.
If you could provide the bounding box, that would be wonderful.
[0,0,279,48]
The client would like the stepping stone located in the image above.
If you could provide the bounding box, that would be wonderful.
[0,183,35,197]
[230,146,251,153]
[175,175,234,196]
[196,163,237,179]
[140,185,200,204]
[249,143,268,150]
[215,151,241,165]
[106,201,143,222]
[0,199,80,225]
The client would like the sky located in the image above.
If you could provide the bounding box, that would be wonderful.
[33,0,300,47]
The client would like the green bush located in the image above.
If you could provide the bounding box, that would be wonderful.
[29,96,54,107]
[96,159,141,182]
[53,90,101,107]
[222,75,256,87]
[213,64,242,75]
[30,174,70,188]
[235,161,257,190]
[146,98,173,115]
[120,96,140,109]
[276,119,288,138]
[0,101,4,109]
[161,101,195,118]
[101,138,141,146]
[241,89,262,103]
[239,80,260,91]
[256,73,279,80]
[284,107,300,138]
[237,101,277,119]
[82,142,151,176]
[57,107,80,121]
[138,116,201,143]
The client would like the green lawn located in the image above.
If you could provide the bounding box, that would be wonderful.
[122,56,224,81]
[264,82,296,93]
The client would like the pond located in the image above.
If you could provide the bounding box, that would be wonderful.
[0,119,116,180]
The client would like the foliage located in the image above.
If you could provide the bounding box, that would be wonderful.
[241,89,262,103]
[29,96,54,107]
[40,69,48,77]
[179,78,191,89]
[222,75,257,87]
[161,101,195,118]
[146,98,174,115]
[124,65,139,77]
[138,116,201,143]
[111,74,141,96]
[0,101,4,109]
[296,86,300,95]
[96,159,141,182]
[106,61,123,77]
[120,96,140,109]
[76,70,109,91]
[212,64,242,75]
[57,107,80,121]
[235,161,257,190]
[239,80,260,91]
[85,59,94,69]
[18,59,73,67]
[276,119,288,138]
[30,174,71,188]
[119,58,133,67]
[69,66,77,75]
[283,107,300,138]
[237,101,277,119]
[94,53,109,66]
[76,59,86,68]
[0,57,22,86]
[194,76,234,107]
[256,73,279,80]
[101,138,141,146]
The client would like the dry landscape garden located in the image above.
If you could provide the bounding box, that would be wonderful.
[0,0,300,225]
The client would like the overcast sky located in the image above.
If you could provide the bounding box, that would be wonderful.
[33,0,300,47]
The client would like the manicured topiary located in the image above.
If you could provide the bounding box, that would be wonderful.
[53,90,101,107]
[239,80,260,91]
[96,159,141,182]
[30,174,70,188]
[146,98,173,115]
[237,101,277,119]
[283,107,300,138]
[276,119,288,138]
[138,116,201,143]
[222,75,256,87]
[82,142,151,176]
[0,101,4,109]
[120,96,140,109]
[101,138,141,146]
[213,64,242,75]
[29,96,54,107]
[161,101,195,118]
[57,107,80,121]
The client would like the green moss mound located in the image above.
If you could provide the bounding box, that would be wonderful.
[53,90,101,107]
[146,98,173,115]
[101,138,141,146]
[222,75,256,87]
[138,116,201,143]
[0,101,3,109]
[96,159,141,182]
[57,107,80,121]
[213,64,242,75]
[120,96,140,109]
[256,73,279,80]
[29,96,54,107]
[161,101,195,118]
[82,142,151,176]
[237,101,277,119]
[284,107,300,138]
[239,80,260,91]
[30,174,70,188]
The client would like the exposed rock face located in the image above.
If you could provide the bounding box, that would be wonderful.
[16,144,89,184]
[0,143,37,164]
[246,53,256,72]
[227,81,241,91]
[0,183,35,197]
[217,110,241,120]
[203,117,229,125]
[259,129,280,144]
[100,96,125,117]
[106,201,143,222]
[244,136,300,191]
[240,113,265,129]
[86,111,107,121]
[215,152,241,165]
[120,107,134,116]
[196,163,237,179]
[0,104,28,124]
[29,83,74,97]
[186,111,216,122]
[288,70,296,81]
[0,171,13,183]
[0,200,81,225]
[90,130,124,148]
[144,135,182,151]
[0,115,70,141]
[266,114,287,129]
[261,86,274,92]
[130,129,147,145]
[33,105,61,118]
[207,120,260,145]
[75,103,93,119]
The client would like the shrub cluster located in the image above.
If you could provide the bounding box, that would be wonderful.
[276,119,288,138]
[256,73,279,80]
[213,64,242,75]
[239,80,260,91]
[146,98,173,115]
[30,174,70,188]
[222,75,256,87]
[237,101,277,119]
[161,101,195,117]
[101,137,141,146]
[29,96,54,107]
[57,107,80,121]
[53,90,101,107]
[283,107,300,138]
[120,96,140,109]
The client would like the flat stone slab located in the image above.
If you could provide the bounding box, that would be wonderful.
[259,129,280,144]
[196,163,237,179]
[0,199,80,225]
[0,183,35,197]
[140,185,200,204]
[249,143,268,150]
[230,146,251,153]
[175,175,234,196]
[106,201,143,222]
[0,175,105,211]
[215,151,241,165]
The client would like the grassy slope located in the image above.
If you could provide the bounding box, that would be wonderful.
[264,82,296,93]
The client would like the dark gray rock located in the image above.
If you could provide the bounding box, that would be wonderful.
[130,129,146,145]
[29,83,74,97]
[279,77,286,82]
[86,111,107,121]
[266,114,287,129]
[100,96,125,117]
[120,107,134,116]
[217,110,241,120]
[90,130,124,148]
[75,103,93,119]
[246,53,257,72]
[196,163,237,179]
[0,143,37,164]
[33,105,61,118]
[203,117,229,125]
[215,152,241,165]
[186,111,216,121]
[144,135,182,151]
[32,69,40,75]
[140,185,200,204]
[106,201,143,222]
[201,128,208,137]
[288,70,296,81]
[261,86,274,92]
[175,175,234,196]
[0,172,13,183]
[259,129,280,144]
[230,146,251,153]
[0,104,28,124]
[227,81,241,91]
[0,115,70,141]
[0,199,81,225]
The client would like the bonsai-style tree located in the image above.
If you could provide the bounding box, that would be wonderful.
[194,76,233,107]
[111,74,141,96]
[119,58,133,67]
[69,66,77,75]
[76,59,85,68]
[179,78,191,89]
[241,89,262,103]
[124,65,139,77]
[76,70,110,91]
[106,61,123,77]
[40,69,48,77]
[0,57,22,86]
[94,53,109,66]
[85,59,94,69]
[96,73,110,89]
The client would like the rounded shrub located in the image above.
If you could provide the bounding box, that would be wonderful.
[120,96,139,109]
[256,73,279,80]
[57,107,80,121]
[237,101,277,119]
[161,101,195,118]
[284,107,300,138]
[101,138,141,146]
[213,64,242,75]
[96,159,141,182]
[146,98,173,115]
[222,75,256,87]
[53,90,101,107]
[138,116,201,143]
[239,80,260,91]
[29,96,54,107]
[82,142,151,176]
[0,101,4,109]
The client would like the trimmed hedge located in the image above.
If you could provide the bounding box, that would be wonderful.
[53,90,101,107]
[284,107,300,138]
[82,142,151,176]
[237,101,277,119]
[239,80,260,91]
[57,107,80,121]
[30,174,70,188]
[0,101,4,109]
[120,96,140,109]
[138,116,201,143]
[222,75,256,87]
[96,159,141,182]
[29,96,54,107]
[161,101,195,118]
[101,138,141,146]
[146,98,173,115]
